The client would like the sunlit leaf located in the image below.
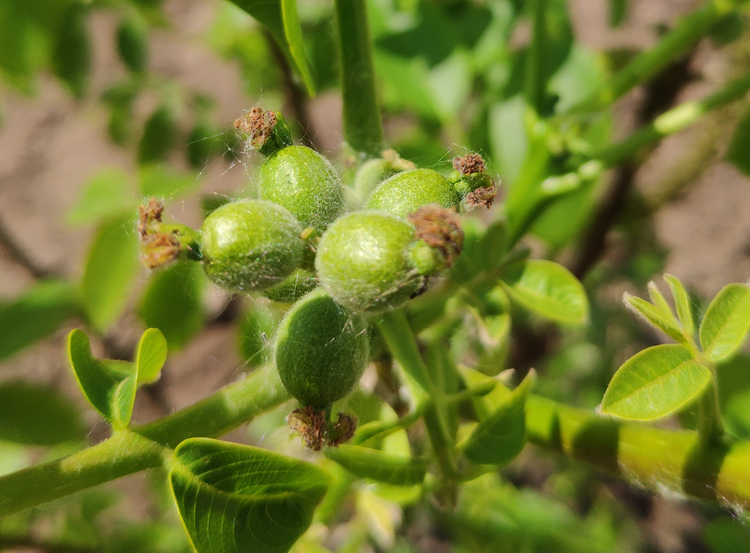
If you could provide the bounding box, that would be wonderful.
[501,260,589,325]
[0,380,86,445]
[600,344,710,420]
[67,168,136,225]
[80,214,140,332]
[0,280,80,361]
[459,372,532,466]
[138,165,201,200]
[624,293,685,344]
[664,274,695,340]
[281,0,316,96]
[324,444,427,486]
[139,262,205,350]
[136,328,168,385]
[169,438,330,553]
[67,329,137,429]
[699,283,750,362]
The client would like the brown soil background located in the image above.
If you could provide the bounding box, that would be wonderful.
[1,0,749,551]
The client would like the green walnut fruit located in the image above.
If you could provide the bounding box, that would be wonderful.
[316,211,427,313]
[364,168,460,219]
[263,268,318,303]
[200,199,305,292]
[275,288,369,407]
[258,145,343,231]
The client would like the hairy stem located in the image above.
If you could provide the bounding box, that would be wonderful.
[568,0,741,113]
[334,0,383,156]
[0,365,289,517]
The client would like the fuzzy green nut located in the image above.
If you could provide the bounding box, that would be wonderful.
[275,289,369,408]
[316,211,426,313]
[263,268,318,303]
[200,199,304,292]
[365,168,460,219]
[258,145,343,231]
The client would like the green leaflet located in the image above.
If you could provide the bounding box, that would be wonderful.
[699,283,750,362]
[0,280,80,362]
[138,165,201,200]
[500,259,589,326]
[664,274,695,340]
[0,380,86,446]
[459,372,533,466]
[169,438,330,553]
[135,328,168,385]
[324,444,427,486]
[80,213,140,332]
[229,0,316,96]
[67,167,136,225]
[67,329,137,429]
[624,294,685,344]
[600,344,711,421]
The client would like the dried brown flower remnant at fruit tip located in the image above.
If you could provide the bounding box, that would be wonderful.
[408,205,464,268]
[234,106,276,150]
[140,232,181,269]
[138,198,164,238]
[288,406,327,451]
[465,186,497,210]
[453,153,485,175]
[328,412,357,447]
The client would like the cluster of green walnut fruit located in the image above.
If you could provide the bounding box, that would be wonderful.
[139,107,496,450]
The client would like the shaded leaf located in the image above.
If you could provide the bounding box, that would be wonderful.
[459,372,532,465]
[138,105,178,165]
[600,344,710,420]
[67,168,136,225]
[726,107,750,176]
[324,444,427,486]
[136,328,168,385]
[665,274,695,340]
[139,262,205,350]
[699,283,750,362]
[0,380,86,445]
[52,3,91,98]
[238,304,278,366]
[501,260,589,325]
[67,329,137,428]
[117,15,148,73]
[624,293,685,344]
[81,214,140,332]
[187,120,223,169]
[0,280,80,361]
[169,438,330,553]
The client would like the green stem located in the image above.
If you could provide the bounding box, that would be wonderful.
[526,394,750,508]
[698,379,724,444]
[334,0,383,156]
[0,365,289,517]
[569,0,741,113]
[525,0,548,114]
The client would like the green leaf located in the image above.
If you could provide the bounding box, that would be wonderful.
[664,274,695,339]
[726,107,750,176]
[324,444,427,486]
[169,438,330,553]
[52,3,91,98]
[0,280,80,361]
[67,329,137,429]
[67,168,136,225]
[138,165,200,200]
[600,344,711,421]
[699,283,750,362]
[139,262,204,350]
[117,15,149,74]
[136,328,167,385]
[488,96,528,182]
[0,380,86,445]
[459,372,532,466]
[81,214,140,332]
[138,105,178,165]
[280,0,315,96]
[238,304,278,366]
[500,260,589,326]
[623,294,686,344]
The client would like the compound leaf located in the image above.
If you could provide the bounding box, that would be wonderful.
[324,444,427,486]
[624,293,686,344]
[500,260,588,325]
[67,329,136,429]
[169,438,330,553]
[600,344,710,420]
[0,280,80,362]
[699,283,750,362]
[0,380,86,446]
[135,328,168,385]
[664,274,695,340]
[80,214,140,332]
[459,372,533,466]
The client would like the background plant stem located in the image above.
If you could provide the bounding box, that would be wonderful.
[333,0,383,157]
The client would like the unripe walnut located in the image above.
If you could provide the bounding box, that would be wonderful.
[200,200,304,292]
[275,289,369,408]
[364,168,460,219]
